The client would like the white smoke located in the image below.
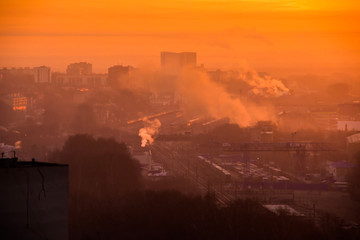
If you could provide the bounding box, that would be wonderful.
[241,71,289,97]
[138,118,161,147]
[0,143,15,158]
[177,69,274,127]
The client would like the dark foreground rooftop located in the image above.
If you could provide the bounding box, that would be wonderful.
[0,157,67,168]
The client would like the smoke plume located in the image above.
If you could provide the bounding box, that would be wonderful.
[138,118,161,147]
[242,71,289,97]
[0,143,16,158]
[177,69,275,126]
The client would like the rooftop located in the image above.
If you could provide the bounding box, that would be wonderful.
[0,157,67,168]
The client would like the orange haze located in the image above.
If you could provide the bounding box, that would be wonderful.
[0,0,359,75]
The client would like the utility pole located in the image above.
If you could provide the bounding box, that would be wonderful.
[291,131,297,142]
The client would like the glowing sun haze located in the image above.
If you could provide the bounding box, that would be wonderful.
[0,0,359,75]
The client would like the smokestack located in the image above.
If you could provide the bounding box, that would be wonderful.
[148,148,152,171]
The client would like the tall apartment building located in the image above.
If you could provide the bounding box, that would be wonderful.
[160,52,197,75]
[108,65,133,88]
[34,66,51,83]
[66,62,92,75]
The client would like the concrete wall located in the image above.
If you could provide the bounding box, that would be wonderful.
[0,165,68,240]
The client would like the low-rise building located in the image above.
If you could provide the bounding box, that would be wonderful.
[1,92,28,111]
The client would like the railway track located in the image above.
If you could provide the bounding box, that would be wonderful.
[151,143,234,205]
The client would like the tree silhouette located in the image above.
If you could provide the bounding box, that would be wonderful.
[49,134,142,239]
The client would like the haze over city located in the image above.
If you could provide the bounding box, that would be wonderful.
[1,0,360,75]
[1,1,360,239]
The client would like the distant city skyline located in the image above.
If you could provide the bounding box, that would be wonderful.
[1,54,359,78]
[0,1,359,77]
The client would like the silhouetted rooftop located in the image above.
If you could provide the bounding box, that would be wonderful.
[0,157,67,168]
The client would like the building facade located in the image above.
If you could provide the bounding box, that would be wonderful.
[0,67,34,83]
[34,66,51,83]
[161,52,197,75]
[66,62,92,75]
[51,73,107,87]
[108,65,133,88]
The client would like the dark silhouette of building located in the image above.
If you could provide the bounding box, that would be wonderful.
[161,51,197,75]
[0,155,68,240]
[108,65,133,88]
[66,62,92,75]
[34,66,51,83]
[0,67,34,83]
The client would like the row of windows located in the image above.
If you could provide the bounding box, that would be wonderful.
[52,77,106,85]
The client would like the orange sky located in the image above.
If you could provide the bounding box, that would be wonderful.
[0,0,359,75]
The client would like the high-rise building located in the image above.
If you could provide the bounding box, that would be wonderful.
[160,52,197,75]
[66,62,92,75]
[34,66,51,83]
[108,65,133,88]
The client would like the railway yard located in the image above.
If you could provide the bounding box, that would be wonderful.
[124,110,360,227]
[150,140,360,227]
